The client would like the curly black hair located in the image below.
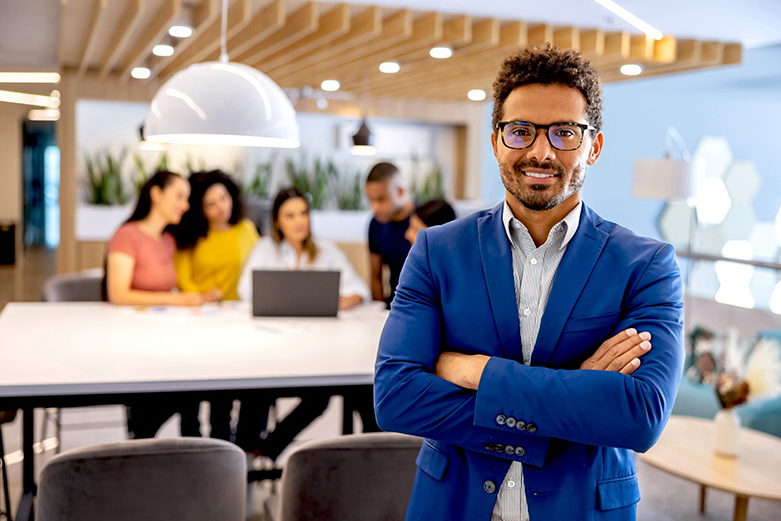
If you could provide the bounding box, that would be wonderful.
[491,43,603,133]
[174,170,244,249]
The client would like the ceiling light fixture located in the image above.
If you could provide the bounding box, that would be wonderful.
[379,61,400,74]
[320,79,340,92]
[152,44,175,57]
[0,89,60,108]
[429,46,453,59]
[144,0,299,148]
[351,119,376,156]
[0,72,61,83]
[131,67,151,79]
[168,25,194,38]
[620,63,643,76]
[467,89,486,101]
[591,0,664,40]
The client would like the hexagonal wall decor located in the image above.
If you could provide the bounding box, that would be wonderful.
[692,136,733,179]
[749,270,779,311]
[724,160,761,204]
[693,225,726,256]
[769,281,781,315]
[748,222,779,260]
[658,201,694,246]
[719,204,756,242]
[695,178,732,225]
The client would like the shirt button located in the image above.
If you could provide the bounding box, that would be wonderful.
[505,417,517,428]
[523,308,531,316]
[484,480,497,494]
[495,414,506,426]
[516,420,526,431]
[530,258,538,265]
[514,446,526,457]
[513,222,521,230]
[504,444,515,455]
[526,423,538,433]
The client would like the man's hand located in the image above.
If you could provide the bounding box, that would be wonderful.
[580,328,652,375]
[435,352,490,390]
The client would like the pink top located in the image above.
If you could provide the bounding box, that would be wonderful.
[107,223,178,292]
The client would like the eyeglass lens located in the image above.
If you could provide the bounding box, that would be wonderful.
[502,123,584,151]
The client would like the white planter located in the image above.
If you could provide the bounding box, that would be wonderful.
[713,407,741,457]
[76,204,133,241]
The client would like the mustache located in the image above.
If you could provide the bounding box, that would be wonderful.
[512,159,566,177]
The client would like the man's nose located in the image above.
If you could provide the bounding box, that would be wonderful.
[525,129,556,162]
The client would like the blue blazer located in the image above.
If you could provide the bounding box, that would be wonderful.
[374,203,684,520]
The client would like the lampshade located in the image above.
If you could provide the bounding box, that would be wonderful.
[144,62,299,148]
[632,158,697,200]
[350,119,376,156]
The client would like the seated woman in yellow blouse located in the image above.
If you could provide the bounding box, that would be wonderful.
[174,170,259,301]
[173,170,259,442]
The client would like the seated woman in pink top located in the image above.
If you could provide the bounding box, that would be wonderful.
[105,170,218,439]
[106,170,221,306]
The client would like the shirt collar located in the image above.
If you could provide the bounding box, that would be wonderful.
[502,200,582,250]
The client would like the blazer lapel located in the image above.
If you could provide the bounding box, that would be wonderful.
[531,205,608,367]
[478,205,523,361]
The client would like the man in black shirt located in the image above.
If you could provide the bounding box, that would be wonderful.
[365,162,415,306]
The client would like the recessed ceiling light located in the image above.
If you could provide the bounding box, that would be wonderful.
[168,25,194,38]
[0,72,60,83]
[152,44,174,57]
[429,46,453,59]
[379,61,400,74]
[620,63,643,76]
[467,89,486,101]
[320,79,340,92]
[131,67,151,80]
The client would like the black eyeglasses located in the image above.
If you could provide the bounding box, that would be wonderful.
[497,121,597,151]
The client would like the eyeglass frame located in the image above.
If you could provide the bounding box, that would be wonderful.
[496,121,598,151]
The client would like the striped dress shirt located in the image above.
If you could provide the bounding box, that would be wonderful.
[491,200,582,521]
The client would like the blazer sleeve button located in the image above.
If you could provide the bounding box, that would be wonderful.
[494,443,505,452]
[504,444,515,454]
[526,423,538,433]
[483,480,497,494]
[485,442,494,451]
[516,420,526,431]
[506,417,517,428]
[495,414,507,426]
[514,446,526,457]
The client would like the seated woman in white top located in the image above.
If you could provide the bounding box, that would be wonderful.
[238,187,369,308]
[235,188,375,464]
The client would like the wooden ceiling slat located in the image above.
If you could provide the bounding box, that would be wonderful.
[603,31,630,59]
[275,9,411,86]
[553,27,579,51]
[265,6,381,77]
[155,0,254,81]
[119,0,181,80]
[99,0,146,78]
[255,4,350,72]
[443,15,471,44]
[232,2,319,65]
[580,29,604,59]
[78,0,110,75]
[653,36,677,63]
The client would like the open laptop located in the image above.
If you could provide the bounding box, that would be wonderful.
[252,270,341,317]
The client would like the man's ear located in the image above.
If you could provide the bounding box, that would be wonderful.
[491,131,499,161]
[587,131,603,165]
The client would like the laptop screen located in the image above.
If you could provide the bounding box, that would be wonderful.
[252,270,341,317]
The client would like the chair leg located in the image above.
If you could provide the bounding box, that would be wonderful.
[0,425,13,521]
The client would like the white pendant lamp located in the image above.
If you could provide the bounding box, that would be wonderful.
[144,0,299,148]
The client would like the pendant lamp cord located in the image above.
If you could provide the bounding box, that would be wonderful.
[219,0,229,63]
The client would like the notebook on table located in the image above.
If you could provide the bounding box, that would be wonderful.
[252,270,341,317]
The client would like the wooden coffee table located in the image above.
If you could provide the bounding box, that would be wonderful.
[641,415,781,521]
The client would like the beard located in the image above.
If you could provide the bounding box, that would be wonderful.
[500,158,586,211]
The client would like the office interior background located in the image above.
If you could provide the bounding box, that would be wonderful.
[1,0,781,519]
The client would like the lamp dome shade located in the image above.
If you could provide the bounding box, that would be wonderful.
[144,62,300,148]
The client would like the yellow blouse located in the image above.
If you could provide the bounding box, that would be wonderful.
[174,219,259,300]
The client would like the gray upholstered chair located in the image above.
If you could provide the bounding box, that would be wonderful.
[268,432,422,521]
[36,437,247,521]
[41,268,104,302]
[0,410,17,520]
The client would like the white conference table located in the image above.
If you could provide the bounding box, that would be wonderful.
[0,301,388,520]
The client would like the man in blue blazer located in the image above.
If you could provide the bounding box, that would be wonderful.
[374,44,684,520]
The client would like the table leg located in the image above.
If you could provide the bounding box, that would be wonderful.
[15,407,35,521]
[733,495,748,521]
[699,484,707,514]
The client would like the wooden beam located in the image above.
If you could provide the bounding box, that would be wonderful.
[580,29,604,59]
[257,4,350,72]
[233,2,319,65]
[99,0,146,79]
[78,0,110,76]
[119,0,181,80]
[553,27,579,51]
[155,0,253,81]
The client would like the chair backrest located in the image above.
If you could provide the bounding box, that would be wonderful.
[275,432,422,521]
[41,268,104,302]
[36,437,247,521]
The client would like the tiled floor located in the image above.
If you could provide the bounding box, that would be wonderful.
[1,248,780,520]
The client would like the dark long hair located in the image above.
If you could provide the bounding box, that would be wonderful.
[174,170,244,249]
[415,199,456,227]
[271,187,318,265]
[102,170,182,300]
